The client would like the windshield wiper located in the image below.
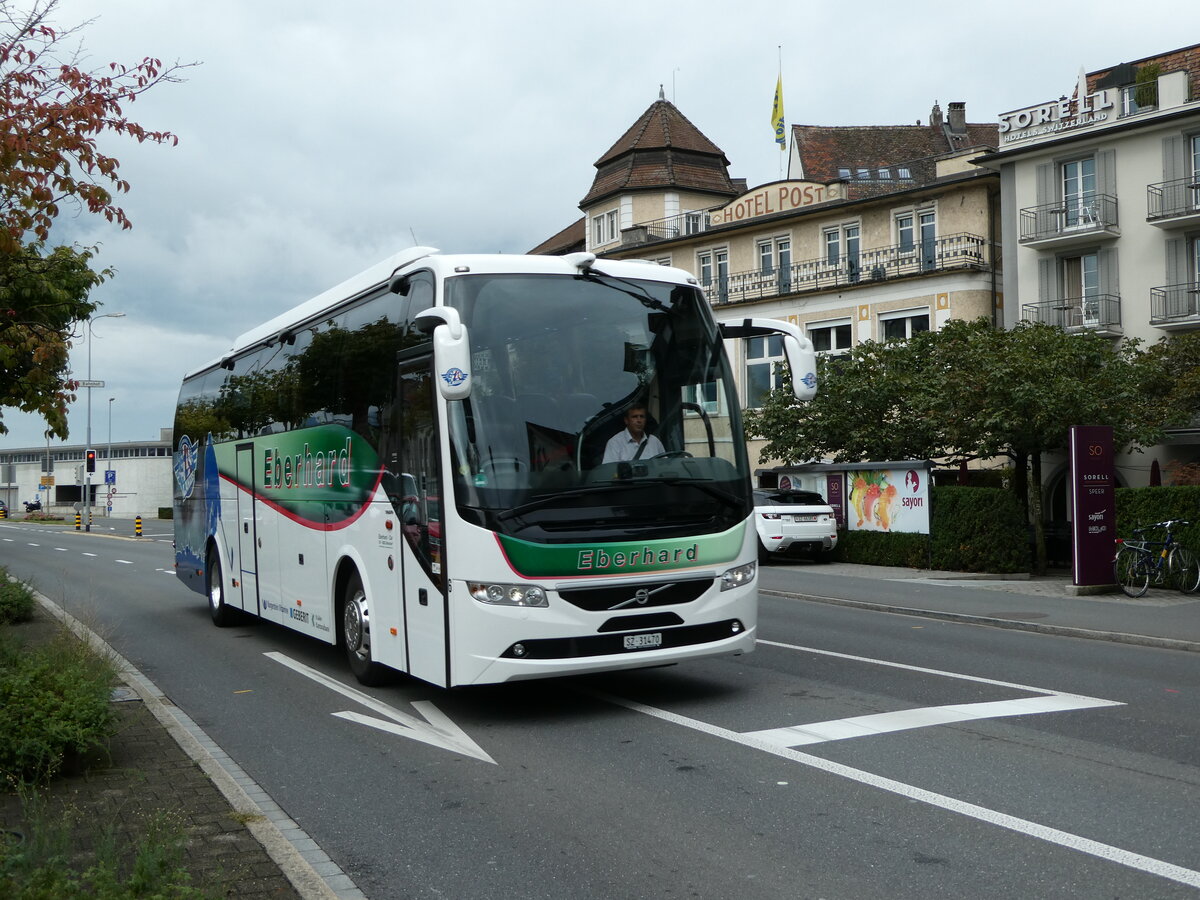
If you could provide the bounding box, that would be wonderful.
[496,483,634,522]
[657,478,742,507]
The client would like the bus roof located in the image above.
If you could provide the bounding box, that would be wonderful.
[185,250,699,378]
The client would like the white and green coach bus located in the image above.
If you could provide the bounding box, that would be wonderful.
[173,248,817,687]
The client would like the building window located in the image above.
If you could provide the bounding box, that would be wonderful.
[1061,251,1100,324]
[896,209,936,269]
[897,167,912,179]
[878,167,891,180]
[698,249,729,303]
[745,335,785,408]
[591,208,619,246]
[758,237,792,292]
[825,224,860,281]
[808,320,852,355]
[684,382,719,415]
[684,212,704,235]
[837,167,851,179]
[1061,157,1097,228]
[880,309,930,341]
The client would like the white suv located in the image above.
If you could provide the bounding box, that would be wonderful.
[753,489,838,563]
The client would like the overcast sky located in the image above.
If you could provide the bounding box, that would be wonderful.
[1,0,1196,450]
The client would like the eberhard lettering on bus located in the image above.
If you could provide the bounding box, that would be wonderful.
[172,249,817,687]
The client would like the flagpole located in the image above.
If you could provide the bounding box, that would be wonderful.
[777,45,785,181]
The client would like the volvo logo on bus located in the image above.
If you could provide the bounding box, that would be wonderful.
[611,583,670,610]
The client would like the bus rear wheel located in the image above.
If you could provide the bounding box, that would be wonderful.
[342,574,389,686]
[207,550,237,627]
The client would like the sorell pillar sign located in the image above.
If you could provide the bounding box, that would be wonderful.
[1070,425,1115,586]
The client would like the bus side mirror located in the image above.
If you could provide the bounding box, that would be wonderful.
[414,306,472,400]
[784,334,817,401]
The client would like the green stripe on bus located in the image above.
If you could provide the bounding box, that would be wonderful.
[497,524,745,578]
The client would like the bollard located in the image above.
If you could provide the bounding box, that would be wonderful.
[75,512,81,531]
[135,515,143,537]
[0,507,6,519]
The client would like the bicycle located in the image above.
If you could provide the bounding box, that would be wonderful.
[1113,519,1200,598]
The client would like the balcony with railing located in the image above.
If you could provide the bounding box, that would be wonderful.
[1150,283,1200,330]
[700,232,991,305]
[1147,177,1200,228]
[1019,194,1119,248]
[622,210,715,245]
[1021,294,1122,336]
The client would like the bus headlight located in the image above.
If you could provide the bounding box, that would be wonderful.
[719,562,756,591]
[468,582,549,607]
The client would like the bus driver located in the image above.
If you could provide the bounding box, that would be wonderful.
[602,405,665,463]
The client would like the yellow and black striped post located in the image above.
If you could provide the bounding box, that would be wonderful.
[75,512,81,530]
[0,506,6,519]
[134,515,143,537]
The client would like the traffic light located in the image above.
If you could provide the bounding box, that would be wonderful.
[85,449,96,474]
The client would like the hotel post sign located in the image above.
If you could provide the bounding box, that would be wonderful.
[1069,425,1115,586]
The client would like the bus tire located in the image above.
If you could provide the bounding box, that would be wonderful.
[207,549,237,627]
[342,573,389,686]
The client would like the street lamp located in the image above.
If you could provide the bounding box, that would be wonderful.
[83,312,125,531]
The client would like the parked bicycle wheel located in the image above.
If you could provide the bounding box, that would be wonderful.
[1168,545,1200,594]
[1114,546,1150,598]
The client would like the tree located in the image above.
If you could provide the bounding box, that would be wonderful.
[0,0,190,437]
[745,318,1169,573]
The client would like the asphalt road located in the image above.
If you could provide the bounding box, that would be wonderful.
[3,522,1199,899]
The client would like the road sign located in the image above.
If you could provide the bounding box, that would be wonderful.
[77,379,105,387]
[104,469,116,485]
[39,475,54,486]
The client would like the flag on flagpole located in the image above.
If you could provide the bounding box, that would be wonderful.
[771,73,786,150]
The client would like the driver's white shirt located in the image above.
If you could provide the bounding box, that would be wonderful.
[602,429,665,463]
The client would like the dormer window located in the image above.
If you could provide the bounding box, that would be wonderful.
[591,208,619,247]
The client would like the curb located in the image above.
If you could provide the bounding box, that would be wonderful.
[31,590,350,900]
[762,588,1200,654]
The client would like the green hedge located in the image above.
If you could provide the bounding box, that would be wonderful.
[1115,486,1200,551]
[833,485,1030,573]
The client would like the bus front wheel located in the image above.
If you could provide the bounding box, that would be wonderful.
[207,550,237,627]
[342,574,389,686]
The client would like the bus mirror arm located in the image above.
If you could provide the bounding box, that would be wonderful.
[719,317,818,402]
[414,306,472,400]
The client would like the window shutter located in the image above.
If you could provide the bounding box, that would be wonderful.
[1096,149,1116,198]
[1162,135,1185,181]
[1098,246,1119,297]
[1035,163,1053,205]
[1038,257,1053,302]
[1165,237,1186,286]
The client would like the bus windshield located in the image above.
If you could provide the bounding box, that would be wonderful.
[445,271,751,543]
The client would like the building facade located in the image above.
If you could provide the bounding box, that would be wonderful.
[1,431,173,518]
[974,44,1200,500]
[535,93,1001,469]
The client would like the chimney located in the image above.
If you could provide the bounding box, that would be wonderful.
[947,101,967,135]
[929,102,943,130]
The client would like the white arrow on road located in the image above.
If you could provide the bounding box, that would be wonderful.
[265,652,495,764]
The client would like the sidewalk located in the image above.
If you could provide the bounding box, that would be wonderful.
[762,561,1200,652]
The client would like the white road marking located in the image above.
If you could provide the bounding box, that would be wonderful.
[54,547,68,552]
[596,691,1200,890]
[265,652,495,764]
[115,559,133,565]
[82,552,98,558]
[749,639,1124,747]
[745,694,1121,748]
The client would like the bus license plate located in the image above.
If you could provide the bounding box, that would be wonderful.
[624,633,662,650]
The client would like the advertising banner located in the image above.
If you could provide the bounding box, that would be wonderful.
[825,473,846,529]
[847,467,930,534]
[1069,425,1115,586]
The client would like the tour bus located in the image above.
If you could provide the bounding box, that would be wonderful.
[173,248,817,687]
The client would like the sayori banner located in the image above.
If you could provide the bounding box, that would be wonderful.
[1069,425,1115,586]
[847,467,929,534]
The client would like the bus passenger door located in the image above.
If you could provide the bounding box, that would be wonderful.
[393,355,448,687]
[233,444,259,615]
